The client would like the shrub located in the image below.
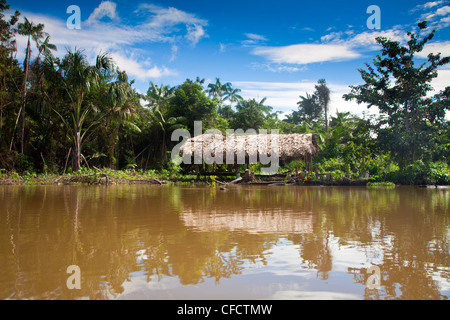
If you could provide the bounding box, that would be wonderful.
[384,160,450,185]
[316,157,345,173]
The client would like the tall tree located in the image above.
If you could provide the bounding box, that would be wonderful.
[167,79,217,132]
[315,79,331,133]
[294,92,323,124]
[343,21,450,169]
[0,0,20,148]
[102,70,141,168]
[15,17,46,153]
[223,86,243,107]
[207,78,231,104]
[36,35,56,60]
[55,49,115,171]
[232,97,270,130]
[145,82,174,112]
[149,108,185,165]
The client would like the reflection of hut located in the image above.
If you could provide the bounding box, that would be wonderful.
[181,209,314,234]
[179,133,319,173]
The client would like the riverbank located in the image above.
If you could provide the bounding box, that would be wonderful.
[0,170,167,186]
[0,169,448,187]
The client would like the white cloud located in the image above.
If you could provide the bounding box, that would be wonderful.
[10,1,210,83]
[415,2,450,30]
[170,45,178,62]
[232,81,374,119]
[232,77,449,121]
[431,67,450,93]
[410,1,445,13]
[416,41,450,58]
[138,4,207,27]
[241,33,268,46]
[249,26,410,69]
[436,5,450,15]
[252,44,361,65]
[245,1,448,74]
[137,3,208,46]
[422,5,450,20]
[245,33,268,41]
[86,1,118,25]
[109,52,177,81]
[185,24,207,46]
[250,62,306,73]
[321,26,410,51]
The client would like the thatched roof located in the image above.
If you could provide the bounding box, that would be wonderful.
[179,133,319,164]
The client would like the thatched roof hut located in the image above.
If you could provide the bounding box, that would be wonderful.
[179,133,319,167]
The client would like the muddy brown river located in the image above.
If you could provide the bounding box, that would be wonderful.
[0,184,448,300]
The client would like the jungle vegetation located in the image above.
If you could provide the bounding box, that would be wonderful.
[0,1,449,185]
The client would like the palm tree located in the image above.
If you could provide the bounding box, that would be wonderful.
[149,108,185,165]
[315,79,331,133]
[145,82,174,112]
[233,97,269,130]
[54,49,115,171]
[207,78,231,102]
[224,86,243,107]
[36,35,57,60]
[15,17,46,153]
[194,77,205,86]
[296,92,323,123]
[103,70,141,168]
[305,119,327,144]
[329,111,359,142]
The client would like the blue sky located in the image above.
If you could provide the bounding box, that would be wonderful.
[7,0,450,118]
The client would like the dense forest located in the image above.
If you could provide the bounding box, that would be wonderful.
[0,1,449,185]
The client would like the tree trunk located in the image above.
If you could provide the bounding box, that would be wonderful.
[20,37,31,154]
[0,106,3,143]
[106,126,118,169]
[72,132,81,172]
[161,132,167,164]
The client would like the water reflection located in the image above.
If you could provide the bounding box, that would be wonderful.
[0,185,448,300]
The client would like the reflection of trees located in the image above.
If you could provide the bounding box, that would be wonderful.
[295,186,450,300]
[294,234,333,280]
[0,185,286,298]
[0,185,449,300]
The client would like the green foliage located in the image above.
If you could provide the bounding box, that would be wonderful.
[291,92,323,124]
[385,160,450,185]
[283,160,303,172]
[316,157,345,173]
[367,181,395,187]
[167,79,217,132]
[344,21,450,169]
[17,153,34,174]
[0,4,448,187]
[232,98,269,130]
[428,161,450,184]
[365,154,398,178]
[8,170,20,180]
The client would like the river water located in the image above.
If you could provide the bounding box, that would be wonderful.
[0,184,448,300]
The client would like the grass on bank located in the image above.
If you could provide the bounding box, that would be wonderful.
[1,158,449,186]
